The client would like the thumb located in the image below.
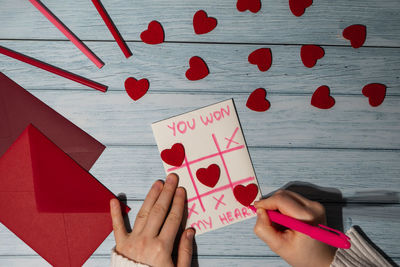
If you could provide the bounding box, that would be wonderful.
[177,228,194,267]
[254,208,285,253]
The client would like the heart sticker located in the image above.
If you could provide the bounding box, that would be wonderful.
[196,164,220,188]
[161,143,185,167]
[185,56,209,81]
[236,0,261,13]
[300,45,325,68]
[362,83,386,107]
[233,184,259,206]
[124,77,150,101]
[343,24,366,48]
[248,48,272,72]
[289,0,313,17]
[311,86,335,109]
[246,88,271,112]
[140,20,165,45]
[193,10,217,35]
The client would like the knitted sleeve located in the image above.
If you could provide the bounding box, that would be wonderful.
[110,248,150,267]
[330,227,392,267]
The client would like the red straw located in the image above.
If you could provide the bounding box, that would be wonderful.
[0,46,108,92]
[29,0,105,68]
[91,0,132,58]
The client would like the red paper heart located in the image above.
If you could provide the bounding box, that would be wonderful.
[300,45,325,68]
[236,0,261,13]
[193,10,217,35]
[185,56,209,81]
[246,88,270,112]
[343,24,366,48]
[248,48,272,72]
[124,77,149,101]
[289,0,313,17]
[160,143,185,167]
[233,184,258,206]
[311,86,335,109]
[362,83,386,107]
[140,20,164,45]
[196,164,220,188]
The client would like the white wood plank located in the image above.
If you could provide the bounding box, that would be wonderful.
[14,91,399,149]
[1,203,399,258]
[1,41,399,93]
[1,0,399,46]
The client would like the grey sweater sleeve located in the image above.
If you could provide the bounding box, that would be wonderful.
[330,227,392,267]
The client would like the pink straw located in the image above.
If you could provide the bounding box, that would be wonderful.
[29,0,105,68]
[91,0,132,58]
[0,46,108,92]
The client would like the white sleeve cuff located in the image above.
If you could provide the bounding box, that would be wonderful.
[110,248,150,267]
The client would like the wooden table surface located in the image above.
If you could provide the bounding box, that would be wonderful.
[1,0,399,266]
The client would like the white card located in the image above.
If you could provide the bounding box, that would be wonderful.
[152,99,261,235]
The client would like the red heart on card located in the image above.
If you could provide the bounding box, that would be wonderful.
[362,83,386,107]
[236,0,261,13]
[140,21,164,45]
[161,143,185,167]
[343,24,366,48]
[185,56,209,81]
[289,0,313,17]
[124,77,149,101]
[300,45,325,68]
[246,88,270,112]
[311,86,335,109]
[233,184,258,206]
[193,10,217,35]
[248,48,272,72]
[196,164,220,188]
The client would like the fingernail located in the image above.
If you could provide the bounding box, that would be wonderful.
[110,199,117,208]
[166,173,177,184]
[187,229,195,240]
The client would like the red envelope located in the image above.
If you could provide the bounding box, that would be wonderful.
[0,72,105,171]
[0,125,130,267]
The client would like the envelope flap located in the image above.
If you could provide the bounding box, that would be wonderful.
[27,124,117,213]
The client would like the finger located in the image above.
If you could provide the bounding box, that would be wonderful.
[253,208,285,253]
[110,198,128,244]
[159,187,186,243]
[132,180,164,234]
[177,228,194,267]
[144,173,179,236]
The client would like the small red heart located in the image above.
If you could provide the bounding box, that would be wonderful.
[236,0,261,13]
[233,184,259,206]
[161,143,185,167]
[140,21,164,45]
[362,83,386,107]
[196,164,220,188]
[248,48,272,72]
[246,88,270,112]
[300,45,325,68]
[193,10,217,35]
[343,24,366,48]
[289,0,313,17]
[185,56,209,81]
[124,77,149,101]
[311,86,335,109]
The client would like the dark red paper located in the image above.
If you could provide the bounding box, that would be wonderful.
[233,184,258,206]
[125,77,150,101]
[343,24,367,48]
[311,85,335,109]
[300,45,324,68]
[185,56,209,81]
[362,83,386,107]
[236,0,261,13]
[0,72,105,170]
[140,20,165,45]
[248,48,272,72]
[246,88,271,112]
[0,125,130,267]
[161,143,185,167]
[196,164,220,188]
[193,10,217,35]
[289,0,312,17]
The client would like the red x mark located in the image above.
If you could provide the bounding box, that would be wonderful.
[213,194,226,210]
[188,203,199,219]
[225,127,239,149]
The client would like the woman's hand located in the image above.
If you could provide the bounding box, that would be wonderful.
[110,173,194,267]
[254,190,337,267]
